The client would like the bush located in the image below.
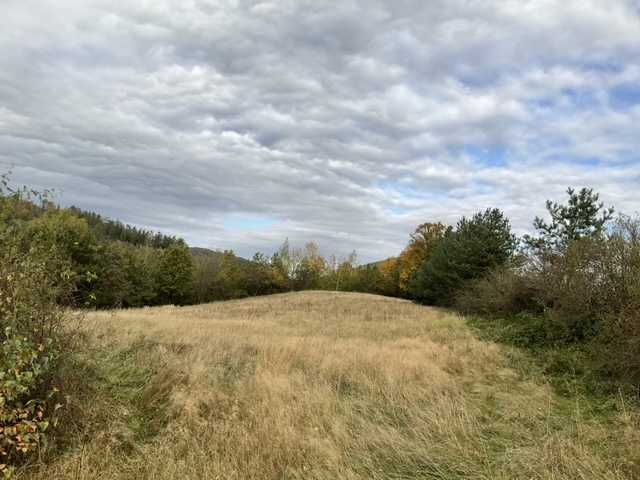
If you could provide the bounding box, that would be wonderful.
[0,179,68,476]
[0,252,67,477]
[465,215,640,388]
[530,226,639,344]
[463,236,630,343]
[0,329,59,472]
[595,306,640,385]
[532,238,609,341]
[589,217,640,384]
[456,264,542,317]
[24,210,99,307]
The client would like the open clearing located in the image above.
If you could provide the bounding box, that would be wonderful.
[23,292,639,479]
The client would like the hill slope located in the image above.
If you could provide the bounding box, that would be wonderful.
[26,292,639,479]
[190,246,252,264]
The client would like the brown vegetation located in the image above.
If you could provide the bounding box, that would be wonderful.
[20,292,640,479]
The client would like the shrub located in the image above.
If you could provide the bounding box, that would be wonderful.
[466,214,640,387]
[24,210,99,306]
[0,251,67,477]
[464,236,630,343]
[455,264,542,317]
[0,329,59,473]
[589,217,640,384]
[0,178,67,476]
[595,306,640,385]
[530,238,609,341]
[531,223,639,343]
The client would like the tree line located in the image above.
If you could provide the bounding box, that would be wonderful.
[0,181,194,309]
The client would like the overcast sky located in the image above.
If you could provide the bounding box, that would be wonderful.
[2,0,640,261]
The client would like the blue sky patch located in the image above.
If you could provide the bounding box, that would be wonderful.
[463,145,508,167]
[609,85,640,109]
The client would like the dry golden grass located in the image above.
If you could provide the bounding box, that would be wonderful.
[20,292,640,479]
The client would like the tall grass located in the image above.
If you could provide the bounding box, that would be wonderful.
[19,292,640,479]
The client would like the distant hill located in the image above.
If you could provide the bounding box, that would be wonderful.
[69,206,182,249]
[189,247,252,264]
[363,257,395,268]
[189,247,222,257]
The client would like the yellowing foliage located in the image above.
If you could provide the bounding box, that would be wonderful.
[377,257,401,296]
[398,222,448,294]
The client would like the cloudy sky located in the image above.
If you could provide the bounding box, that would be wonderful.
[2,0,640,261]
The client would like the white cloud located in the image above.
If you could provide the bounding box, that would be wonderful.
[1,0,639,261]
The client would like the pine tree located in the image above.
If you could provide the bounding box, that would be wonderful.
[524,187,614,252]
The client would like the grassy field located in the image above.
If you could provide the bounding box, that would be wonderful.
[21,292,640,479]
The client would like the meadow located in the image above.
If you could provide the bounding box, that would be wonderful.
[19,291,639,479]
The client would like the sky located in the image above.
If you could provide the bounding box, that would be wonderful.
[1,0,640,262]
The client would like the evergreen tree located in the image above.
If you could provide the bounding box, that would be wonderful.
[523,187,614,253]
[410,209,516,306]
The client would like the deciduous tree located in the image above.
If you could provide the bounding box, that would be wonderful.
[156,242,194,305]
[398,222,448,295]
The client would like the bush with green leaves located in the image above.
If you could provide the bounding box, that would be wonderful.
[0,256,65,476]
[0,327,59,476]
[24,210,99,306]
[0,177,66,476]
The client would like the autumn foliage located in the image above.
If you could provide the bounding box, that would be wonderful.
[397,223,448,295]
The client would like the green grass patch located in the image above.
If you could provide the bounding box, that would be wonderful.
[51,337,179,460]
